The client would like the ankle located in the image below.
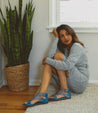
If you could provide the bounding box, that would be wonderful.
[40,90,47,93]
[60,87,68,90]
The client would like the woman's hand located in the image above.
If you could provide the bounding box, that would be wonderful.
[52,28,58,38]
[42,57,47,65]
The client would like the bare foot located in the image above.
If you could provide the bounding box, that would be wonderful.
[24,99,42,105]
[49,91,68,99]
[24,95,46,105]
[49,95,64,99]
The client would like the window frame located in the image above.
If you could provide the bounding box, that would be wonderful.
[48,0,98,33]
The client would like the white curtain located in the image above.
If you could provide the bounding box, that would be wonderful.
[57,0,98,24]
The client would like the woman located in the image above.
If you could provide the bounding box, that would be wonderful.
[23,24,89,107]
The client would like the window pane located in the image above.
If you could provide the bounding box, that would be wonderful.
[59,0,98,23]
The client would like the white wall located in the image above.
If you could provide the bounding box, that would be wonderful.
[0,49,2,88]
[0,0,98,87]
[0,0,3,88]
[77,33,98,83]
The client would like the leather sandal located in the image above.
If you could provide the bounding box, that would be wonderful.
[49,89,71,101]
[23,93,48,107]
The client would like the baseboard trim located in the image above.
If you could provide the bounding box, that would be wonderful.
[3,80,7,85]
[2,79,98,87]
[89,80,98,84]
[3,79,41,86]
[29,80,41,86]
[30,80,98,85]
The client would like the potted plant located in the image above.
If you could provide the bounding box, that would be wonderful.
[0,0,35,91]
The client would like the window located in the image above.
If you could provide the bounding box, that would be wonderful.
[48,0,98,33]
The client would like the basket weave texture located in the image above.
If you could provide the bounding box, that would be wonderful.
[5,62,29,92]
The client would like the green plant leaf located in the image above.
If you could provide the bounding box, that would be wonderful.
[0,0,35,66]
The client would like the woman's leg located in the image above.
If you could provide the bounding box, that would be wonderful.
[24,52,68,104]
[40,64,53,93]
[24,63,53,104]
[49,52,69,99]
[53,52,88,94]
[53,52,68,89]
[57,70,68,89]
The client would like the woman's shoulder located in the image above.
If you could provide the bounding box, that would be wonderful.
[72,42,84,49]
[71,42,85,53]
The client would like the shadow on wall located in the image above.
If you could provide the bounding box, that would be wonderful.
[0,39,8,87]
[0,43,3,88]
[35,33,55,83]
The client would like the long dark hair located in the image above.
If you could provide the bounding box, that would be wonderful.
[56,24,84,54]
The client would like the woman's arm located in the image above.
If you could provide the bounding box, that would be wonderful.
[47,28,59,58]
[46,43,83,71]
[47,38,58,58]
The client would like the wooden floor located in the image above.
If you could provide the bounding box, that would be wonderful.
[0,85,39,113]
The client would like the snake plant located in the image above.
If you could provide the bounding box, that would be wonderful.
[0,0,35,67]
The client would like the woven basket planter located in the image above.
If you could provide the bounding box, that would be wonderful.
[5,62,29,92]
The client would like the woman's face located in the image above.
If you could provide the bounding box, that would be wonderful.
[59,29,72,46]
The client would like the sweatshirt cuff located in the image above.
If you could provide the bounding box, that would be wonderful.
[46,54,66,66]
[45,57,53,65]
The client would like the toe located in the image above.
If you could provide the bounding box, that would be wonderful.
[24,99,42,105]
[49,96,54,99]
[24,102,27,104]
[56,95,64,98]
[49,95,64,99]
[31,99,42,104]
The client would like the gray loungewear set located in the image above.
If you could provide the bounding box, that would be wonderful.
[45,38,89,94]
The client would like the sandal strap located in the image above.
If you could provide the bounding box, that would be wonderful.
[27,100,32,104]
[32,93,47,100]
[56,89,69,96]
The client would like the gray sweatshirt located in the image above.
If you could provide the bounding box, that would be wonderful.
[45,38,89,79]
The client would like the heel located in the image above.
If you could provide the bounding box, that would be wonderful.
[49,88,71,101]
[65,89,71,98]
[42,93,49,103]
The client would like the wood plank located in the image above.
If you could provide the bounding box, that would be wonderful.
[0,85,39,112]
[0,110,25,113]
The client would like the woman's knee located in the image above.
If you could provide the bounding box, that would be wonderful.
[54,52,64,61]
[44,63,52,69]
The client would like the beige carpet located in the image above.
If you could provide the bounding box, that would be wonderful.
[25,83,98,113]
